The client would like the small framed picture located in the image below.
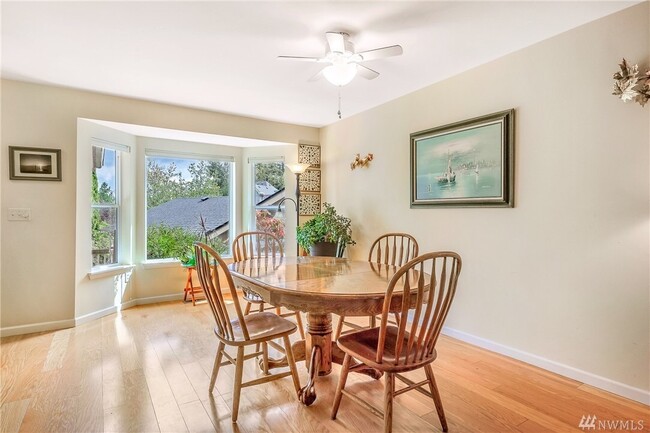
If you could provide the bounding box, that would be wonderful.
[9,146,62,181]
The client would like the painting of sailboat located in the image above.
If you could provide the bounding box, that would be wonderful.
[410,109,514,207]
[436,150,456,183]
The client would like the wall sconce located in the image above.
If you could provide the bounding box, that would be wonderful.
[350,153,374,170]
[612,58,649,107]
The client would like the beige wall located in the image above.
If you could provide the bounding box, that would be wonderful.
[321,4,649,399]
[1,80,318,331]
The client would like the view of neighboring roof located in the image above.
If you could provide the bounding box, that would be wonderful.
[255,181,278,199]
[147,196,230,234]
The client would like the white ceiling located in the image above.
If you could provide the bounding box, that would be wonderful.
[1,1,639,128]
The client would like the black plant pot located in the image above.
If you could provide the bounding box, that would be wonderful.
[309,242,338,257]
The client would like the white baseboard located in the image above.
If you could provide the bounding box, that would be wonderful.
[0,318,75,337]
[135,293,184,305]
[75,305,117,326]
[442,326,650,406]
[121,299,138,310]
[1,294,183,337]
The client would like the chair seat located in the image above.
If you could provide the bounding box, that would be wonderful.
[216,311,296,345]
[337,326,437,372]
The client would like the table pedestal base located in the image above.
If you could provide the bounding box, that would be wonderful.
[262,312,381,406]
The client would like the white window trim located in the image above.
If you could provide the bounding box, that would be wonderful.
[250,158,285,232]
[87,264,135,280]
[146,149,234,162]
[141,258,180,269]
[143,152,235,262]
[91,146,122,269]
[91,137,131,153]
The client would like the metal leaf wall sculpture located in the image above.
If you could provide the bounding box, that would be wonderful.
[613,58,650,107]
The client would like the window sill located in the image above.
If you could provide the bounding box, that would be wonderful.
[142,259,180,269]
[88,264,135,280]
[142,256,234,269]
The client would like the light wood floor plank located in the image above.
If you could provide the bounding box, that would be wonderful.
[1,333,52,405]
[140,345,189,433]
[42,328,71,372]
[0,398,30,433]
[1,299,647,433]
[179,399,217,433]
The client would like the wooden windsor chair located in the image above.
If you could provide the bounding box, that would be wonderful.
[331,251,462,433]
[232,231,305,340]
[334,233,419,340]
[193,242,301,423]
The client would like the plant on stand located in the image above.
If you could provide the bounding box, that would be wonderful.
[177,215,228,266]
[296,203,356,257]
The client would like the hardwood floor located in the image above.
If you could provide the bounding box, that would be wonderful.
[1,299,648,433]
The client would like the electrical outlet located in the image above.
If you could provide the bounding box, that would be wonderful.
[8,208,31,221]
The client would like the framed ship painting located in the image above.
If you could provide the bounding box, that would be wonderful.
[410,109,514,208]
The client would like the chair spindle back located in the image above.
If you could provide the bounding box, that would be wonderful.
[368,233,419,267]
[232,231,284,262]
[376,252,462,366]
[194,242,249,341]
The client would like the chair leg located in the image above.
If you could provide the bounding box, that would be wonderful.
[244,301,252,315]
[392,312,401,327]
[276,307,282,315]
[424,364,448,432]
[283,335,301,395]
[209,342,225,393]
[258,303,264,313]
[383,372,394,433]
[294,312,305,339]
[330,353,352,419]
[231,346,245,423]
[261,342,269,375]
[370,315,377,328]
[334,315,345,340]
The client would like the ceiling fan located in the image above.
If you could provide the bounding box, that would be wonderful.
[279,32,403,87]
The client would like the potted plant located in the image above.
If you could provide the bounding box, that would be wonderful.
[174,215,227,266]
[296,203,356,257]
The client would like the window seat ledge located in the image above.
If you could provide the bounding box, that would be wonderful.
[88,264,135,280]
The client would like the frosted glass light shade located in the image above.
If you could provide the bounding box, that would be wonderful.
[285,163,311,174]
[323,63,357,86]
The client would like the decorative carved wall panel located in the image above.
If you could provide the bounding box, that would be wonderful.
[299,194,321,216]
[298,144,321,168]
[299,169,321,193]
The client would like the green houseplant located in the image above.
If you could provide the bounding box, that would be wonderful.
[296,203,356,257]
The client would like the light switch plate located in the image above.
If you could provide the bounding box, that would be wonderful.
[8,208,31,221]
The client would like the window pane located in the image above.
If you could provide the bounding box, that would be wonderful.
[253,162,285,245]
[92,207,118,266]
[146,156,232,260]
[92,146,117,205]
[92,145,119,267]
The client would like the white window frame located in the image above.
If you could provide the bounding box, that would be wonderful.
[249,156,285,232]
[144,149,235,262]
[91,141,128,269]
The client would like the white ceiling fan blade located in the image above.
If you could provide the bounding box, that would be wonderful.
[357,45,403,62]
[358,64,380,80]
[277,55,322,62]
[308,67,326,82]
[326,32,346,53]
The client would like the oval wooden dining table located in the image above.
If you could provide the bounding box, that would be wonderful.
[228,255,411,406]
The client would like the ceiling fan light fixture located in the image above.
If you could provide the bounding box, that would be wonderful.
[323,63,357,86]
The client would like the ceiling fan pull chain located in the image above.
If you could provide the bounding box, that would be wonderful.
[337,87,342,119]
